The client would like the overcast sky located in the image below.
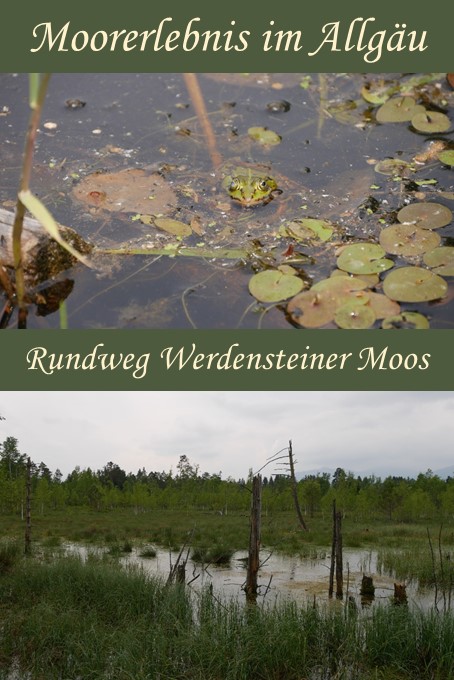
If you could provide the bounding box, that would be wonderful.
[0,392,453,480]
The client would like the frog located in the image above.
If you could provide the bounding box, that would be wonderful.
[221,164,282,207]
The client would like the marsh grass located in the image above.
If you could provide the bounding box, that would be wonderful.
[139,546,157,559]
[1,555,453,679]
[191,543,234,565]
[0,539,21,572]
[377,547,454,589]
[0,508,452,561]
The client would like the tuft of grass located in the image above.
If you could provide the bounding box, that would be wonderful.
[139,546,157,559]
[0,540,21,572]
[191,543,234,565]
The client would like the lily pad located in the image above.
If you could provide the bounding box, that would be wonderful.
[337,243,394,275]
[361,83,391,105]
[330,269,379,287]
[312,276,370,309]
[397,202,452,230]
[411,111,451,134]
[248,126,281,146]
[438,150,454,166]
[72,169,177,214]
[312,275,369,296]
[366,292,401,319]
[154,218,192,237]
[423,246,454,276]
[374,158,415,176]
[382,312,430,329]
[248,270,304,303]
[383,266,448,302]
[280,218,334,243]
[334,301,376,329]
[379,224,441,257]
[376,97,425,123]
[287,289,337,328]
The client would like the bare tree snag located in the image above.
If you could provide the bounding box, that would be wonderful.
[24,457,32,556]
[246,475,262,603]
[288,440,308,531]
[328,499,343,599]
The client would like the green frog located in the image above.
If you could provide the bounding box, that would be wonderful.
[221,164,282,207]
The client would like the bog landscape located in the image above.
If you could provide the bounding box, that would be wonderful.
[1,434,454,679]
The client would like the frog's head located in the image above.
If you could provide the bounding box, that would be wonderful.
[223,170,280,207]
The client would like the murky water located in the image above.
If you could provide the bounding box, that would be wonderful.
[63,542,439,610]
[1,73,453,328]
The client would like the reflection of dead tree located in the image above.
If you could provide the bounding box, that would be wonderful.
[183,73,222,171]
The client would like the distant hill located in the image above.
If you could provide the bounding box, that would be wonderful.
[433,465,454,480]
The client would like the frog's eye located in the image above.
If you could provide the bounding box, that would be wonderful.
[258,179,269,191]
[228,178,240,191]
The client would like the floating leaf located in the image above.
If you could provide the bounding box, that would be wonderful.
[334,301,376,329]
[423,246,454,276]
[72,169,177,214]
[154,218,192,237]
[411,111,451,133]
[397,202,452,229]
[281,218,334,243]
[337,243,393,275]
[361,83,391,105]
[376,97,425,123]
[379,224,440,256]
[312,275,369,298]
[438,150,454,166]
[382,312,430,329]
[248,270,304,303]
[383,266,448,302]
[374,158,415,176]
[277,264,298,276]
[366,292,400,319]
[248,126,281,146]
[287,289,336,328]
[330,269,379,287]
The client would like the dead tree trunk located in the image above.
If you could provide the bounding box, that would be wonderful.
[335,510,343,599]
[328,500,343,599]
[328,500,336,598]
[246,475,262,604]
[288,440,308,531]
[24,457,32,556]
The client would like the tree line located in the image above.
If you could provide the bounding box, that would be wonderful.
[1,436,454,522]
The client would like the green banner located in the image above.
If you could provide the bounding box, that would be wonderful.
[0,0,450,72]
[0,329,451,390]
